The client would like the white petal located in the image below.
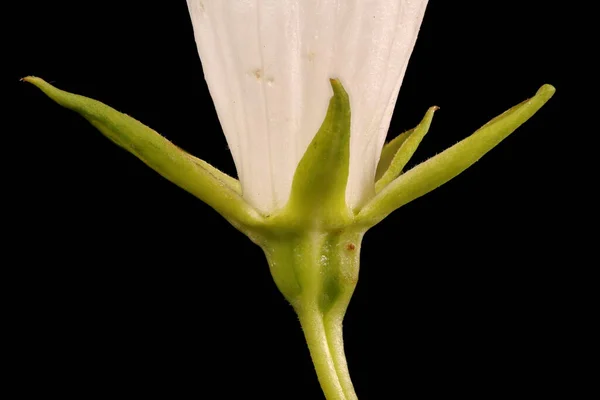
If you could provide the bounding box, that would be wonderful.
[187,0,428,214]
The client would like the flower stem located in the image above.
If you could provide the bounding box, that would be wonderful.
[323,315,358,400]
[298,306,356,400]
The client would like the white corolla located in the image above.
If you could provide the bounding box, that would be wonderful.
[186,0,429,214]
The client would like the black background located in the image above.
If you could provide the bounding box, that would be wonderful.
[8,1,577,399]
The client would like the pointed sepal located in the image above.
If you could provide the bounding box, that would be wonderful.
[285,79,352,225]
[375,106,438,193]
[357,84,556,227]
[23,76,263,229]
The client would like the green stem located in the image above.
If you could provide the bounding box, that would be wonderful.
[298,306,355,400]
[324,315,358,400]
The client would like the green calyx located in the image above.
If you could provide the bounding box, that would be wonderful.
[23,71,556,312]
[22,76,555,234]
[24,76,555,399]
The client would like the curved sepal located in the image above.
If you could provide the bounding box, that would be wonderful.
[23,76,263,229]
[285,79,352,225]
[357,84,556,227]
[375,106,438,193]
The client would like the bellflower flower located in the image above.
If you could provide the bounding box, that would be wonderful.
[24,1,555,398]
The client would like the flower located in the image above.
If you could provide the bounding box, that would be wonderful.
[24,3,555,397]
[186,0,429,214]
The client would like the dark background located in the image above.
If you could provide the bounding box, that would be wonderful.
[8,1,576,399]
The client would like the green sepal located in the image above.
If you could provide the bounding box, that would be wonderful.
[285,79,352,226]
[23,76,262,229]
[375,106,438,193]
[357,84,556,227]
[375,130,413,182]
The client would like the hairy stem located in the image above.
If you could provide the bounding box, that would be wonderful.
[299,306,356,400]
[324,314,358,400]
